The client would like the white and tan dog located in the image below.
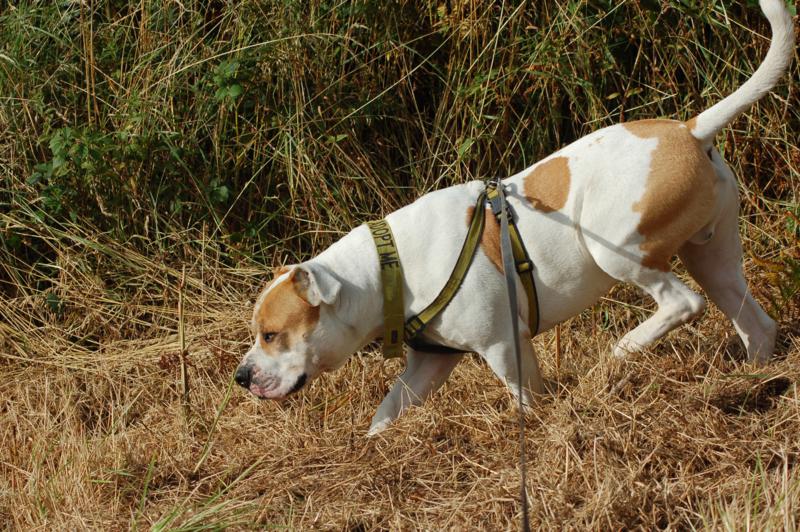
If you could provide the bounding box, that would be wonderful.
[235,0,794,435]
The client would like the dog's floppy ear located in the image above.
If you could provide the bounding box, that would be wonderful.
[291,262,341,306]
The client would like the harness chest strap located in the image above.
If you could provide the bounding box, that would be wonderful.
[367,219,406,358]
[404,192,488,342]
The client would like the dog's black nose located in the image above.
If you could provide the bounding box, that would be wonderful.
[234,365,251,388]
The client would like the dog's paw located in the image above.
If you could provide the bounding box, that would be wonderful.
[366,418,392,437]
[746,320,778,365]
[612,343,633,359]
[612,338,642,358]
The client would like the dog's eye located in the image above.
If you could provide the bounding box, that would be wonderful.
[262,332,277,343]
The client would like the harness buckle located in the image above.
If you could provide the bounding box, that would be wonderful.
[405,316,425,337]
[486,188,504,217]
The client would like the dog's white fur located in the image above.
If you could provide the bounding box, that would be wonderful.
[237,0,794,435]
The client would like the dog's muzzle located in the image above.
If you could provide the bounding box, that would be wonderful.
[234,364,307,398]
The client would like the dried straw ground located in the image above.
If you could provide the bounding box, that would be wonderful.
[1,218,798,530]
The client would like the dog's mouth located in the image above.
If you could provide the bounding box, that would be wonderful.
[249,372,307,400]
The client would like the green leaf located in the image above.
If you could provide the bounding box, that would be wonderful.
[210,184,230,204]
[325,134,348,144]
[457,138,474,160]
[227,84,242,98]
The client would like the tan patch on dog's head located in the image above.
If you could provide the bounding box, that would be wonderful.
[623,120,716,271]
[523,156,571,213]
[466,206,502,273]
[255,266,292,297]
[253,270,320,354]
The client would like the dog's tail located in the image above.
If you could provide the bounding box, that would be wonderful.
[689,0,795,146]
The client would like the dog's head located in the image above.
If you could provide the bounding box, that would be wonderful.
[235,263,353,399]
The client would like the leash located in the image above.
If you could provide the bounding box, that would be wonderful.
[494,176,534,532]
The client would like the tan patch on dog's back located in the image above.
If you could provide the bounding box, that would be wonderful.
[253,272,320,353]
[466,206,502,273]
[523,156,571,213]
[623,120,716,271]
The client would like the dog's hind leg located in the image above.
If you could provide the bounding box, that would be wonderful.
[586,239,706,357]
[367,349,463,436]
[610,269,707,357]
[679,182,777,363]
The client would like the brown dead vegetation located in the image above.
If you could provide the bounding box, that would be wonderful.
[1,238,798,529]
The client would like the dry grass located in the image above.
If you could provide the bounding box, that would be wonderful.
[1,214,798,530]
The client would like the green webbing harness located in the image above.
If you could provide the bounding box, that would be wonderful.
[366,219,406,357]
[368,180,540,357]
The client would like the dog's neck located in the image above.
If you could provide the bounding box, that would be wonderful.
[312,225,385,350]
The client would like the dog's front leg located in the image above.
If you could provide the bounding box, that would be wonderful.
[367,349,463,436]
[482,333,545,409]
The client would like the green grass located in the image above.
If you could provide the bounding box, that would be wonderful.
[2,1,795,259]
